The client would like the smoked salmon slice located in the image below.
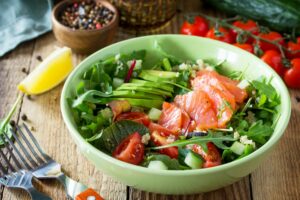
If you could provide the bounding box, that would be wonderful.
[174,90,218,130]
[158,102,192,135]
[196,70,248,103]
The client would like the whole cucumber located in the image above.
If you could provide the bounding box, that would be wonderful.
[206,0,300,34]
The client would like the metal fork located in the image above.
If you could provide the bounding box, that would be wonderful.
[5,124,88,199]
[0,143,51,200]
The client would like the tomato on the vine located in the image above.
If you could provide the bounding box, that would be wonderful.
[284,58,300,89]
[112,132,145,165]
[261,50,286,77]
[257,31,285,52]
[180,16,209,37]
[233,43,254,54]
[206,27,234,44]
[286,37,300,59]
[230,19,259,43]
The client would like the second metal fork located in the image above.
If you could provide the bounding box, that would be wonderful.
[4,124,88,199]
[0,143,51,200]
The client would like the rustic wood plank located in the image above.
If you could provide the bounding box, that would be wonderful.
[2,26,135,199]
[0,40,35,200]
[251,90,300,200]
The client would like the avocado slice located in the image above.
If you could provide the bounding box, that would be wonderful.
[139,70,179,82]
[130,79,174,92]
[116,85,173,97]
[96,98,163,109]
[112,90,164,100]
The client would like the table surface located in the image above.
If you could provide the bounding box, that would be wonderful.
[0,1,299,199]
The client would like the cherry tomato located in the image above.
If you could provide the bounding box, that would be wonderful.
[192,142,221,168]
[233,43,254,54]
[180,16,209,37]
[148,122,175,137]
[230,20,259,43]
[284,58,300,89]
[206,27,234,44]
[116,112,150,126]
[261,50,286,77]
[257,31,285,52]
[112,132,144,165]
[150,130,178,159]
[286,37,300,59]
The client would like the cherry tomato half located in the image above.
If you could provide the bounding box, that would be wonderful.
[150,130,178,159]
[233,43,254,54]
[286,37,300,59]
[112,132,145,165]
[180,16,209,37]
[230,19,259,43]
[148,122,175,137]
[192,142,221,168]
[261,50,286,77]
[116,112,150,126]
[206,27,234,44]
[257,31,285,52]
[284,58,300,89]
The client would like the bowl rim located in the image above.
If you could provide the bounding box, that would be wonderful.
[52,0,119,34]
[61,34,291,176]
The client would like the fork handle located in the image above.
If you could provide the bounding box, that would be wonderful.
[57,173,88,199]
[28,187,52,200]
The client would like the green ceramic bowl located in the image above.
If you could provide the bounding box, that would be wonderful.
[61,35,291,194]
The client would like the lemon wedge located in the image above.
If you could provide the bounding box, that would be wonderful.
[18,47,73,95]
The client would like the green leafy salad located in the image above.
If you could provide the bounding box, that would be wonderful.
[68,44,280,170]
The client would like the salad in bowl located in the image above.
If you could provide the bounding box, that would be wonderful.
[61,35,290,194]
[67,41,281,170]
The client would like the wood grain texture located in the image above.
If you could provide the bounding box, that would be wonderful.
[0,41,35,200]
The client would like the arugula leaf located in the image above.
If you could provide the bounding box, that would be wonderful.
[150,133,235,150]
[92,120,149,153]
[72,90,113,108]
[243,120,273,144]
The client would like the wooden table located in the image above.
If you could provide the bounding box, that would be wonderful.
[0,1,299,199]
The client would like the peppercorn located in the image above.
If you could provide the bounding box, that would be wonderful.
[21,114,28,121]
[36,55,43,62]
[296,96,300,103]
[9,120,16,127]
[58,0,114,30]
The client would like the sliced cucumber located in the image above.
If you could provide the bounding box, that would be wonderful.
[184,151,204,169]
[148,108,162,121]
[230,141,245,155]
[148,160,168,170]
[113,78,124,89]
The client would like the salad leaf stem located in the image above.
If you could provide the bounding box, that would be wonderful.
[0,95,22,133]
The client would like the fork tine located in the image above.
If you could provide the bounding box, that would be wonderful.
[15,125,45,165]
[23,123,52,161]
[9,128,39,168]
[2,131,33,170]
[0,147,15,172]
[0,135,23,170]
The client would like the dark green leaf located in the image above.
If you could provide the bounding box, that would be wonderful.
[92,120,149,153]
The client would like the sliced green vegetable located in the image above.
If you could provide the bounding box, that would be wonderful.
[148,160,168,170]
[116,85,173,97]
[162,58,172,71]
[148,108,162,121]
[130,79,174,92]
[230,141,245,155]
[184,151,204,169]
[112,91,164,100]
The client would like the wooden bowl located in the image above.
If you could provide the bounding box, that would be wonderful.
[52,0,119,54]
